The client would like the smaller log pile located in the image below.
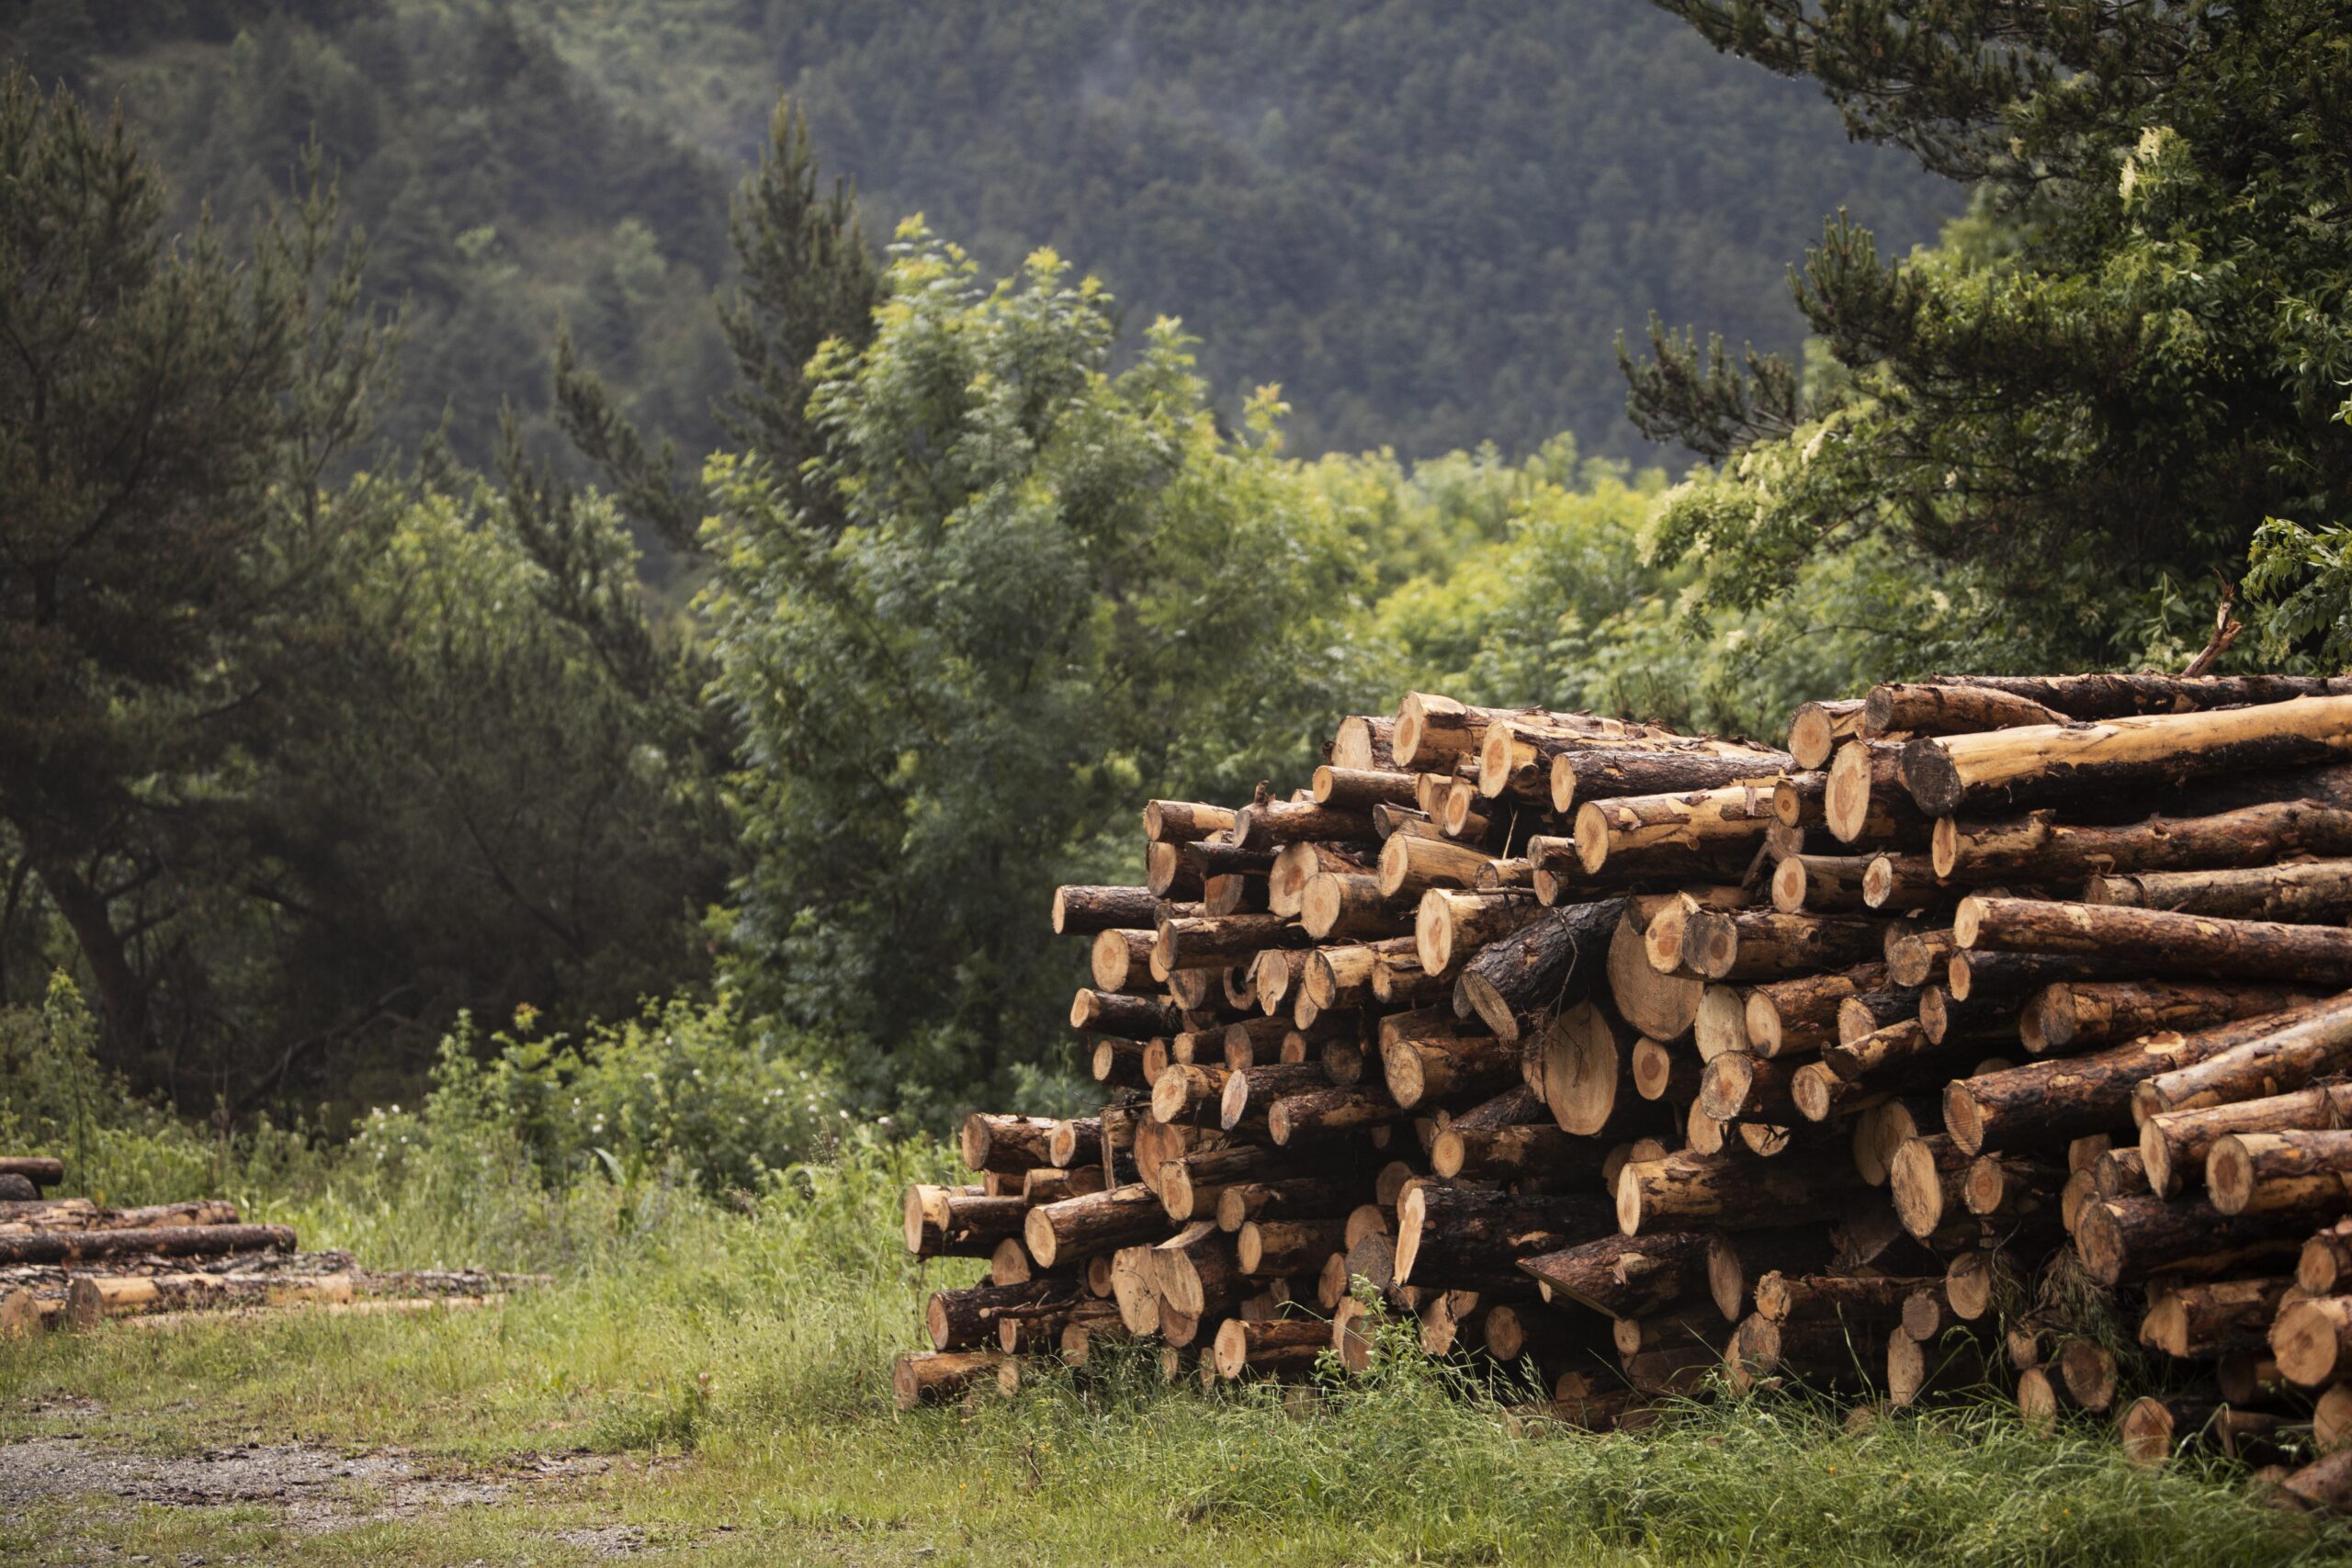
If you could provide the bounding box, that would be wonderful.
[890,677,2352,1508]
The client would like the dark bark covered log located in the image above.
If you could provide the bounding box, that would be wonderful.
[2209,1130,2352,1219]
[1521,1231,1713,1318]
[1213,1315,1330,1380]
[2142,1083,2352,1197]
[1024,1184,1167,1269]
[1394,1184,1617,1284]
[0,1199,238,1235]
[1145,841,1206,900]
[1756,1270,1930,1325]
[1708,1229,1837,1321]
[2023,980,2312,1055]
[2141,1276,2289,1359]
[2088,858,2352,923]
[2136,1000,2352,1120]
[1885,931,1958,989]
[893,1349,1009,1410]
[1156,1144,1284,1223]
[1862,681,2063,735]
[2074,1192,2307,1286]
[1919,671,2352,719]
[1216,1173,1359,1234]
[1453,897,1625,1043]
[1743,964,1888,1056]
[1431,1122,1608,1185]
[1616,1149,1860,1235]
[1725,1314,1869,1393]
[961,1113,1060,1174]
[926,1280,1079,1351]
[1069,987,1177,1041]
[1267,1086,1403,1145]
[1552,748,1790,816]
[1933,800,2352,885]
[1904,695,2352,817]
[1956,896,2352,986]
[1944,1000,2348,1154]
[1682,910,1884,982]
[1837,988,1923,1044]
[1154,911,1310,975]
[0,1157,63,1187]
[0,1224,294,1265]
[1053,885,1161,936]
[1237,1218,1349,1277]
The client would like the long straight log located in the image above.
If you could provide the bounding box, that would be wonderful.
[1024,1184,1167,1270]
[1743,964,1888,1056]
[1521,1231,1712,1319]
[1955,897,2352,985]
[1394,1185,1617,1284]
[1917,671,2352,719]
[1070,988,1177,1040]
[1862,681,2062,735]
[1901,694,2352,817]
[2135,998,2352,1119]
[1416,889,1546,978]
[1616,1150,1859,1235]
[2022,980,2312,1055]
[1153,912,1310,975]
[2088,858,2352,922]
[1825,740,1927,844]
[1932,800,2352,882]
[2074,1193,2307,1286]
[1551,749,1789,816]
[0,1200,239,1235]
[2142,1083,2352,1197]
[893,1350,1009,1409]
[1234,799,1378,852]
[927,1280,1078,1351]
[2141,1276,2290,1359]
[2208,1131,2352,1219]
[1313,765,1419,811]
[1942,1000,2346,1153]
[0,1224,295,1266]
[1681,910,1883,982]
[961,1113,1060,1174]
[1301,873,1409,942]
[1053,886,1161,936]
[1574,785,1774,874]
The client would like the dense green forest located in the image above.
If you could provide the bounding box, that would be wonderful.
[5,0,1952,474]
[3,0,2349,1170]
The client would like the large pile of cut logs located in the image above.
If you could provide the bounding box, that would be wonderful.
[895,676,2352,1510]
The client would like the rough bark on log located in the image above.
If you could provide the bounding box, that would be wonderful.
[2275,1295,2352,1387]
[1932,800,2352,883]
[2135,1002,2352,1121]
[962,1113,1060,1174]
[2024,980,2312,1055]
[2141,1276,2289,1358]
[1956,896,2352,987]
[1267,1086,1403,1145]
[927,1280,1078,1351]
[1574,785,1775,874]
[1453,898,1625,1044]
[1616,1149,1859,1235]
[1153,912,1311,976]
[2074,1192,2307,1286]
[1551,748,1790,816]
[1144,800,1237,844]
[1743,964,1888,1056]
[1521,1231,1712,1319]
[2142,1083,2352,1197]
[1682,910,1883,982]
[1053,885,1162,936]
[1416,889,1546,978]
[1862,681,2062,735]
[893,1350,1009,1410]
[1312,765,1419,811]
[1394,1184,1617,1285]
[1213,1315,1330,1380]
[1233,799,1378,852]
[2208,1131,2352,1219]
[0,1224,295,1266]
[2087,858,2352,923]
[1024,1184,1167,1270]
[1787,700,1866,772]
[1069,988,1177,1040]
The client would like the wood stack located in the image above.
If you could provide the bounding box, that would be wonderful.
[891,677,2352,1501]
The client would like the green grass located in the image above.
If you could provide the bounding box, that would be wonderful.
[4,1138,2346,1566]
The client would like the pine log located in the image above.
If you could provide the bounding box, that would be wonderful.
[2142,1276,2290,1358]
[1944,1000,2348,1153]
[1956,896,2352,987]
[2208,1131,2352,1220]
[1787,700,1866,771]
[1213,1315,1330,1380]
[1616,1149,1859,1235]
[1885,931,1958,989]
[1681,910,1883,982]
[1742,964,1888,1056]
[2142,1084,2352,1197]
[2016,1367,2079,1433]
[1394,1184,1617,1285]
[1697,1054,1805,1123]
[1216,1173,1358,1234]
[1053,886,1161,936]
[1332,715,1399,773]
[1416,889,1545,978]
[1887,1327,1987,1409]
[1535,1000,1645,1136]
[2074,1193,2307,1286]
[1301,873,1409,942]
[1755,1271,1930,1325]
[1144,841,1206,900]
[1394,694,1507,769]
[2278,1449,2352,1511]
[1826,740,1927,844]
[2088,858,2352,923]
[1453,898,1624,1043]
[1889,1136,1973,1240]
[1574,785,1774,874]
[1237,1219,1349,1277]
[1070,988,1178,1040]
[1923,671,2352,718]
[2136,1001,2352,1121]
[1431,1122,1606,1185]
[1153,912,1310,976]
[1024,1184,1167,1270]
[1933,800,2352,882]
[1521,1231,1712,1319]
[1313,765,1419,811]
[1631,1037,1703,1104]
[0,1157,62,1187]
[0,1200,239,1235]
[1551,748,1789,817]
[1233,799,1378,852]
[1144,800,1237,844]
[2024,980,2312,1055]
[1269,840,1377,918]
[0,1224,294,1266]
[1725,1314,1867,1393]
[893,1350,1010,1409]
[2305,1220,2352,1295]
[1607,912,1703,1042]
[1267,1086,1403,1145]
[1156,1144,1284,1223]
[1304,938,1411,1010]
[926,1280,1078,1351]
[2275,1295,2352,1387]
[1377,830,1497,900]
[1944,1250,2019,1322]
[961,1113,1060,1174]
[1382,1031,1517,1111]
[1862,681,2063,735]
[1707,1229,1836,1321]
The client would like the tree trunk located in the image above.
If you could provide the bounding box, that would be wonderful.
[2087,857,2352,922]
[1681,910,1884,982]
[1453,897,1625,1043]
[1301,873,1410,942]
[2142,1083,2352,1197]
[1069,987,1176,1040]
[1956,896,2352,985]
[926,1280,1078,1351]
[1415,888,1546,978]
[1023,1183,1166,1269]
[2208,1131,2352,1219]
[1236,1218,1349,1277]
[1312,764,1419,810]
[2023,980,2312,1055]
[1212,1315,1329,1380]
[904,1184,1028,1257]
[960,1113,1060,1174]
[1901,694,2352,817]
[2140,1275,2289,1358]
[1932,800,2352,882]
[1431,1121,1610,1185]
[1787,699,1867,771]
[1743,964,1888,1056]
[1394,1183,1616,1284]
[1052,885,1160,935]
[1266,1085,1403,1145]
[1615,1149,1859,1235]
[1573,785,1775,874]
[2274,1295,2352,1387]
[0,1224,295,1265]
[2136,998,2352,1119]
[2073,1192,2307,1285]
[892,1350,1008,1409]
[1551,748,1789,816]
[1862,681,2063,735]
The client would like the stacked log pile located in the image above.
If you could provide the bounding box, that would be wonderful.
[892,678,2352,1506]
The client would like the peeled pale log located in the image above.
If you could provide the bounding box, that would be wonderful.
[1607,913,1702,1042]
[1574,784,1774,874]
[1300,873,1407,942]
[1889,1136,1973,1240]
[2089,858,2352,924]
[1616,1149,1856,1235]
[1213,1315,1329,1379]
[1956,896,2352,987]
[1934,800,2352,883]
[1053,885,1162,936]
[1697,1054,1804,1122]
[1395,1184,1616,1285]
[0,1224,294,1266]
[1023,1184,1165,1270]
[1233,799,1377,852]
[2305,1221,2352,1294]
[1144,800,1237,844]
[1742,964,1887,1056]
[2276,1296,2352,1387]
[1681,910,1883,982]
[1943,1002,2341,1154]
[1862,681,2063,736]
[2143,1084,2352,1197]
[1267,1085,1402,1145]
[1153,911,1310,976]
[1887,1326,1986,1408]
[893,1349,1009,1410]
[1631,1037,1702,1103]
[1902,695,2352,818]
[1453,898,1624,1044]
[1536,1000,1644,1136]
[1313,765,1418,811]
[1415,889,1544,978]
[1551,748,1789,816]
[2075,1192,2308,1286]
[1521,1231,1711,1318]
[1825,740,1926,844]
[1382,1032,1517,1111]
[2137,1002,2352,1121]
[2025,980,2312,1056]
[926,1280,1075,1351]
[2141,1276,2289,1358]
[1070,987,1177,1040]
[2209,1131,2352,1219]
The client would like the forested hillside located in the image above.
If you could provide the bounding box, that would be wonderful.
[9,0,1951,467]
